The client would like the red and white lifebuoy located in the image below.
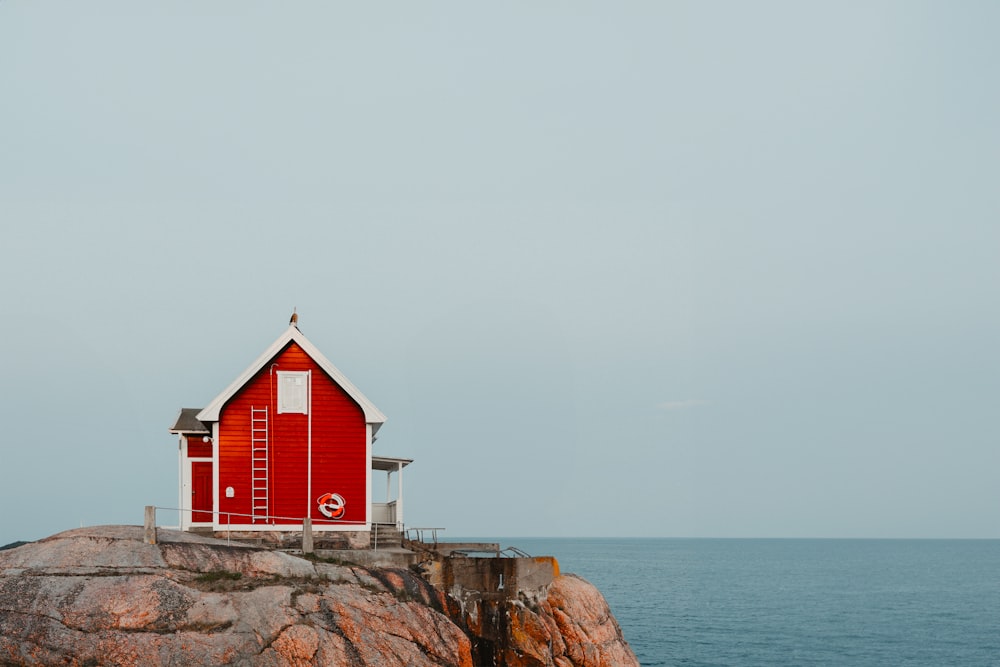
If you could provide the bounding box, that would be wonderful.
[316,492,346,520]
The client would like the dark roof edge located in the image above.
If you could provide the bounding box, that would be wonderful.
[169,407,210,434]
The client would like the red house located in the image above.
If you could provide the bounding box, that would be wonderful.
[169,322,410,546]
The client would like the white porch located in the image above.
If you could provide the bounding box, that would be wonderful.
[371,455,412,529]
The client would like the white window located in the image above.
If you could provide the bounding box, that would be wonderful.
[277,371,309,414]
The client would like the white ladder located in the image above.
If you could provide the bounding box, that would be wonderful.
[251,407,269,523]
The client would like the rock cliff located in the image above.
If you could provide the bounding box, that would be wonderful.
[0,527,638,667]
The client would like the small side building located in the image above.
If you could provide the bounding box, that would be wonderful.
[169,322,410,546]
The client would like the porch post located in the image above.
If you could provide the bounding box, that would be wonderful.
[396,461,404,529]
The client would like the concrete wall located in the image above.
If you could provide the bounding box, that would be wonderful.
[438,555,559,609]
[426,554,559,663]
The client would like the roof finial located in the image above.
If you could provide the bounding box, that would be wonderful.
[289,307,299,329]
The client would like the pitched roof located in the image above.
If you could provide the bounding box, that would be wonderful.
[169,408,210,434]
[195,325,387,434]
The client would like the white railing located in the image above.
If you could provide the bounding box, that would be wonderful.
[371,500,397,525]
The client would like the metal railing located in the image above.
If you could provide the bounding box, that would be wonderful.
[405,527,445,546]
[499,546,532,558]
[147,506,403,553]
[148,506,348,552]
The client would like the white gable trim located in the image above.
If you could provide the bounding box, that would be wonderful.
[195,326,387,432]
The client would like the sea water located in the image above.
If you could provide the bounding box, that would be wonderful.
[496,538,1000,666]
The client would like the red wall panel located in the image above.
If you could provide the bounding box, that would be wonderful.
[187,439,212,458]
[216,342,367,526]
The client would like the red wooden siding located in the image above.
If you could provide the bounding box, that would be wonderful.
[187,439,212,458]
[216,342,367,526]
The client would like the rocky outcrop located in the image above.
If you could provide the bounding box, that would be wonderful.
[0,526,637,666]
[511,574,639,667]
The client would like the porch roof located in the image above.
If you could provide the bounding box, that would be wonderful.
[372,456,413,471]
[168,408,210,434]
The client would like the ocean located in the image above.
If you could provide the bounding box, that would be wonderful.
[495,538,1000,666]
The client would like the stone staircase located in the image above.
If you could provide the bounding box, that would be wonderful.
[370,524,403,549]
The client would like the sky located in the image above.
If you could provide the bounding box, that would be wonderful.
[1,2,998,545]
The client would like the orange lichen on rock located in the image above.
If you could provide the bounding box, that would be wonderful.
[492,575,638,667]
